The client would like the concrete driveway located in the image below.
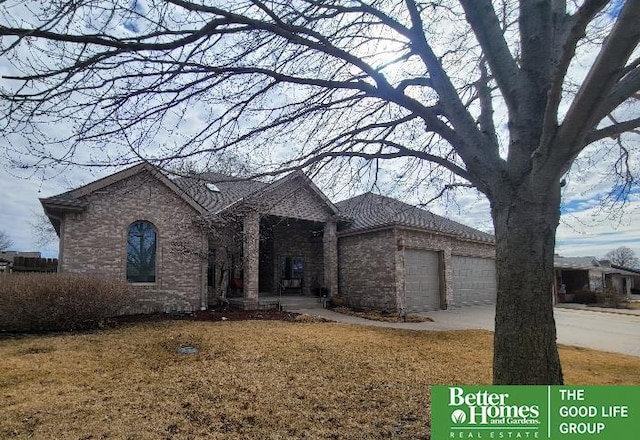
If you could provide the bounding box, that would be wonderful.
[421,305,640,357]
[293,304,640,357]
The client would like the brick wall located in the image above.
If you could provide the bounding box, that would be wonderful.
[337,226,495,312]
[338,229,398,311]
[60,171,207,313]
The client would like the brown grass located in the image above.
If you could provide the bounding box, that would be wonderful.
[1,321,639,439]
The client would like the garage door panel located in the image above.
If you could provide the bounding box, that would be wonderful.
[452,256,496,305]
[405,249,441,312]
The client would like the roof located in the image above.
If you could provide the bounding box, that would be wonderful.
[335,192,494,243]
[173,172,269,213]
[40,164,498,244]
[553,256,601,270]
[174,170,340,217]
[554,256,639,276]
[40,163,206,215]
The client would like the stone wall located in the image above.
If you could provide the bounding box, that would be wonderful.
[338,229,398,311]
[60,171,207,313]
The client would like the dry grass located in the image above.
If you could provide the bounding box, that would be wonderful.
[1,321,639,439]
[625,301,640,310]
[333,306,433,323]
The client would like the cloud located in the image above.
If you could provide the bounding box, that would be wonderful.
[556,198,640,258]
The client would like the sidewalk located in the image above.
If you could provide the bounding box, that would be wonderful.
[555,303,640,317]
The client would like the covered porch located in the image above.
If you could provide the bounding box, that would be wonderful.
[208,212,338,309]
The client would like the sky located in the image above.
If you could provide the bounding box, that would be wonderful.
[0,0,638,262]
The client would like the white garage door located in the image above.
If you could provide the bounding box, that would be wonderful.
[405,249,441,312]
[452,256,496,305]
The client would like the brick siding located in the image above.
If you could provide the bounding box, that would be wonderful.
[338,229,398,311]
[59,171,207,313]
[338,226,495,312]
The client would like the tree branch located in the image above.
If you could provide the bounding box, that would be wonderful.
[458,0,519,114]
[557,0,640,152]
[585,117,640,144]
[593,66,640,123]
[542,0,609,143]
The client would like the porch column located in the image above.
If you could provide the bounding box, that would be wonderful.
[243,210,259,307]
[323,220,338,297]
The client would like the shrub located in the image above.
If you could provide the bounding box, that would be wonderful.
[571,290,597,304]
[596,289,626,309]
[0,273,133,333]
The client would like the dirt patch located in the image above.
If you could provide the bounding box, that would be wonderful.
[332,306,434,323]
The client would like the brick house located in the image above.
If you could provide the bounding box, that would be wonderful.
[41,163,496,313]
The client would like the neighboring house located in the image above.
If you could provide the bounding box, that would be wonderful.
[40,163,497,313]
[0,251,43,273]
[611,264,640,294]
[553,255,635,301]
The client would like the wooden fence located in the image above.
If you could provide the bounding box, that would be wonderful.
[10,256,58,273]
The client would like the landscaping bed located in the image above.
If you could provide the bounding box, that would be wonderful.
[332,306,434,323]
[111,307,300,325]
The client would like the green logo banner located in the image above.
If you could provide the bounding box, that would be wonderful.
[431,386,638,439]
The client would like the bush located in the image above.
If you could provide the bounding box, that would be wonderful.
[0,273,133,333]
[596,289,626,308]
[571,290,597,304]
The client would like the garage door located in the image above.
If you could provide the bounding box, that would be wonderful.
[452,256,496,305]
[405,249,441,312]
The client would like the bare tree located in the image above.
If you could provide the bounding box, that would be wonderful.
[1,1,639,384]
[0,230,13,251]
[605,246,639,268]
[31,213,58,248]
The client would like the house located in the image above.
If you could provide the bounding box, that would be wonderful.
[611,264,640,294]
[553,255,636,302]
[0,251,44,273]
[40,163,497,313]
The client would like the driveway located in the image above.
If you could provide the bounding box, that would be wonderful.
[292,304,640,357]
[422,305,640,357]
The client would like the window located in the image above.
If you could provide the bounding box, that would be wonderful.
[280,256,304,279]
[127,221,157,283]
[205,182,220,192]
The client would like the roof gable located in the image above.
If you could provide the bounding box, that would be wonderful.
[175,170,339,221]
[41,163,206,215]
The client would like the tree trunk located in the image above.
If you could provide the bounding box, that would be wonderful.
[491,182,564,384]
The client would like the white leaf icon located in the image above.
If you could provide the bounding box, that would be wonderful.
[451,409,467,424]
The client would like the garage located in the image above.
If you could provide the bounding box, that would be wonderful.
[452,255,496,305]
[404,249,442,312]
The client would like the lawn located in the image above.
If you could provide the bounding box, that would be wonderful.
[1,321,639,439]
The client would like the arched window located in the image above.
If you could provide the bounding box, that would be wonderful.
[127,221,157,283]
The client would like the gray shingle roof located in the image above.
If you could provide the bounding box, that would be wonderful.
[554,256,639,275]
[553,256,600,270]
[335,192,494,243]
[173,172,268,213]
